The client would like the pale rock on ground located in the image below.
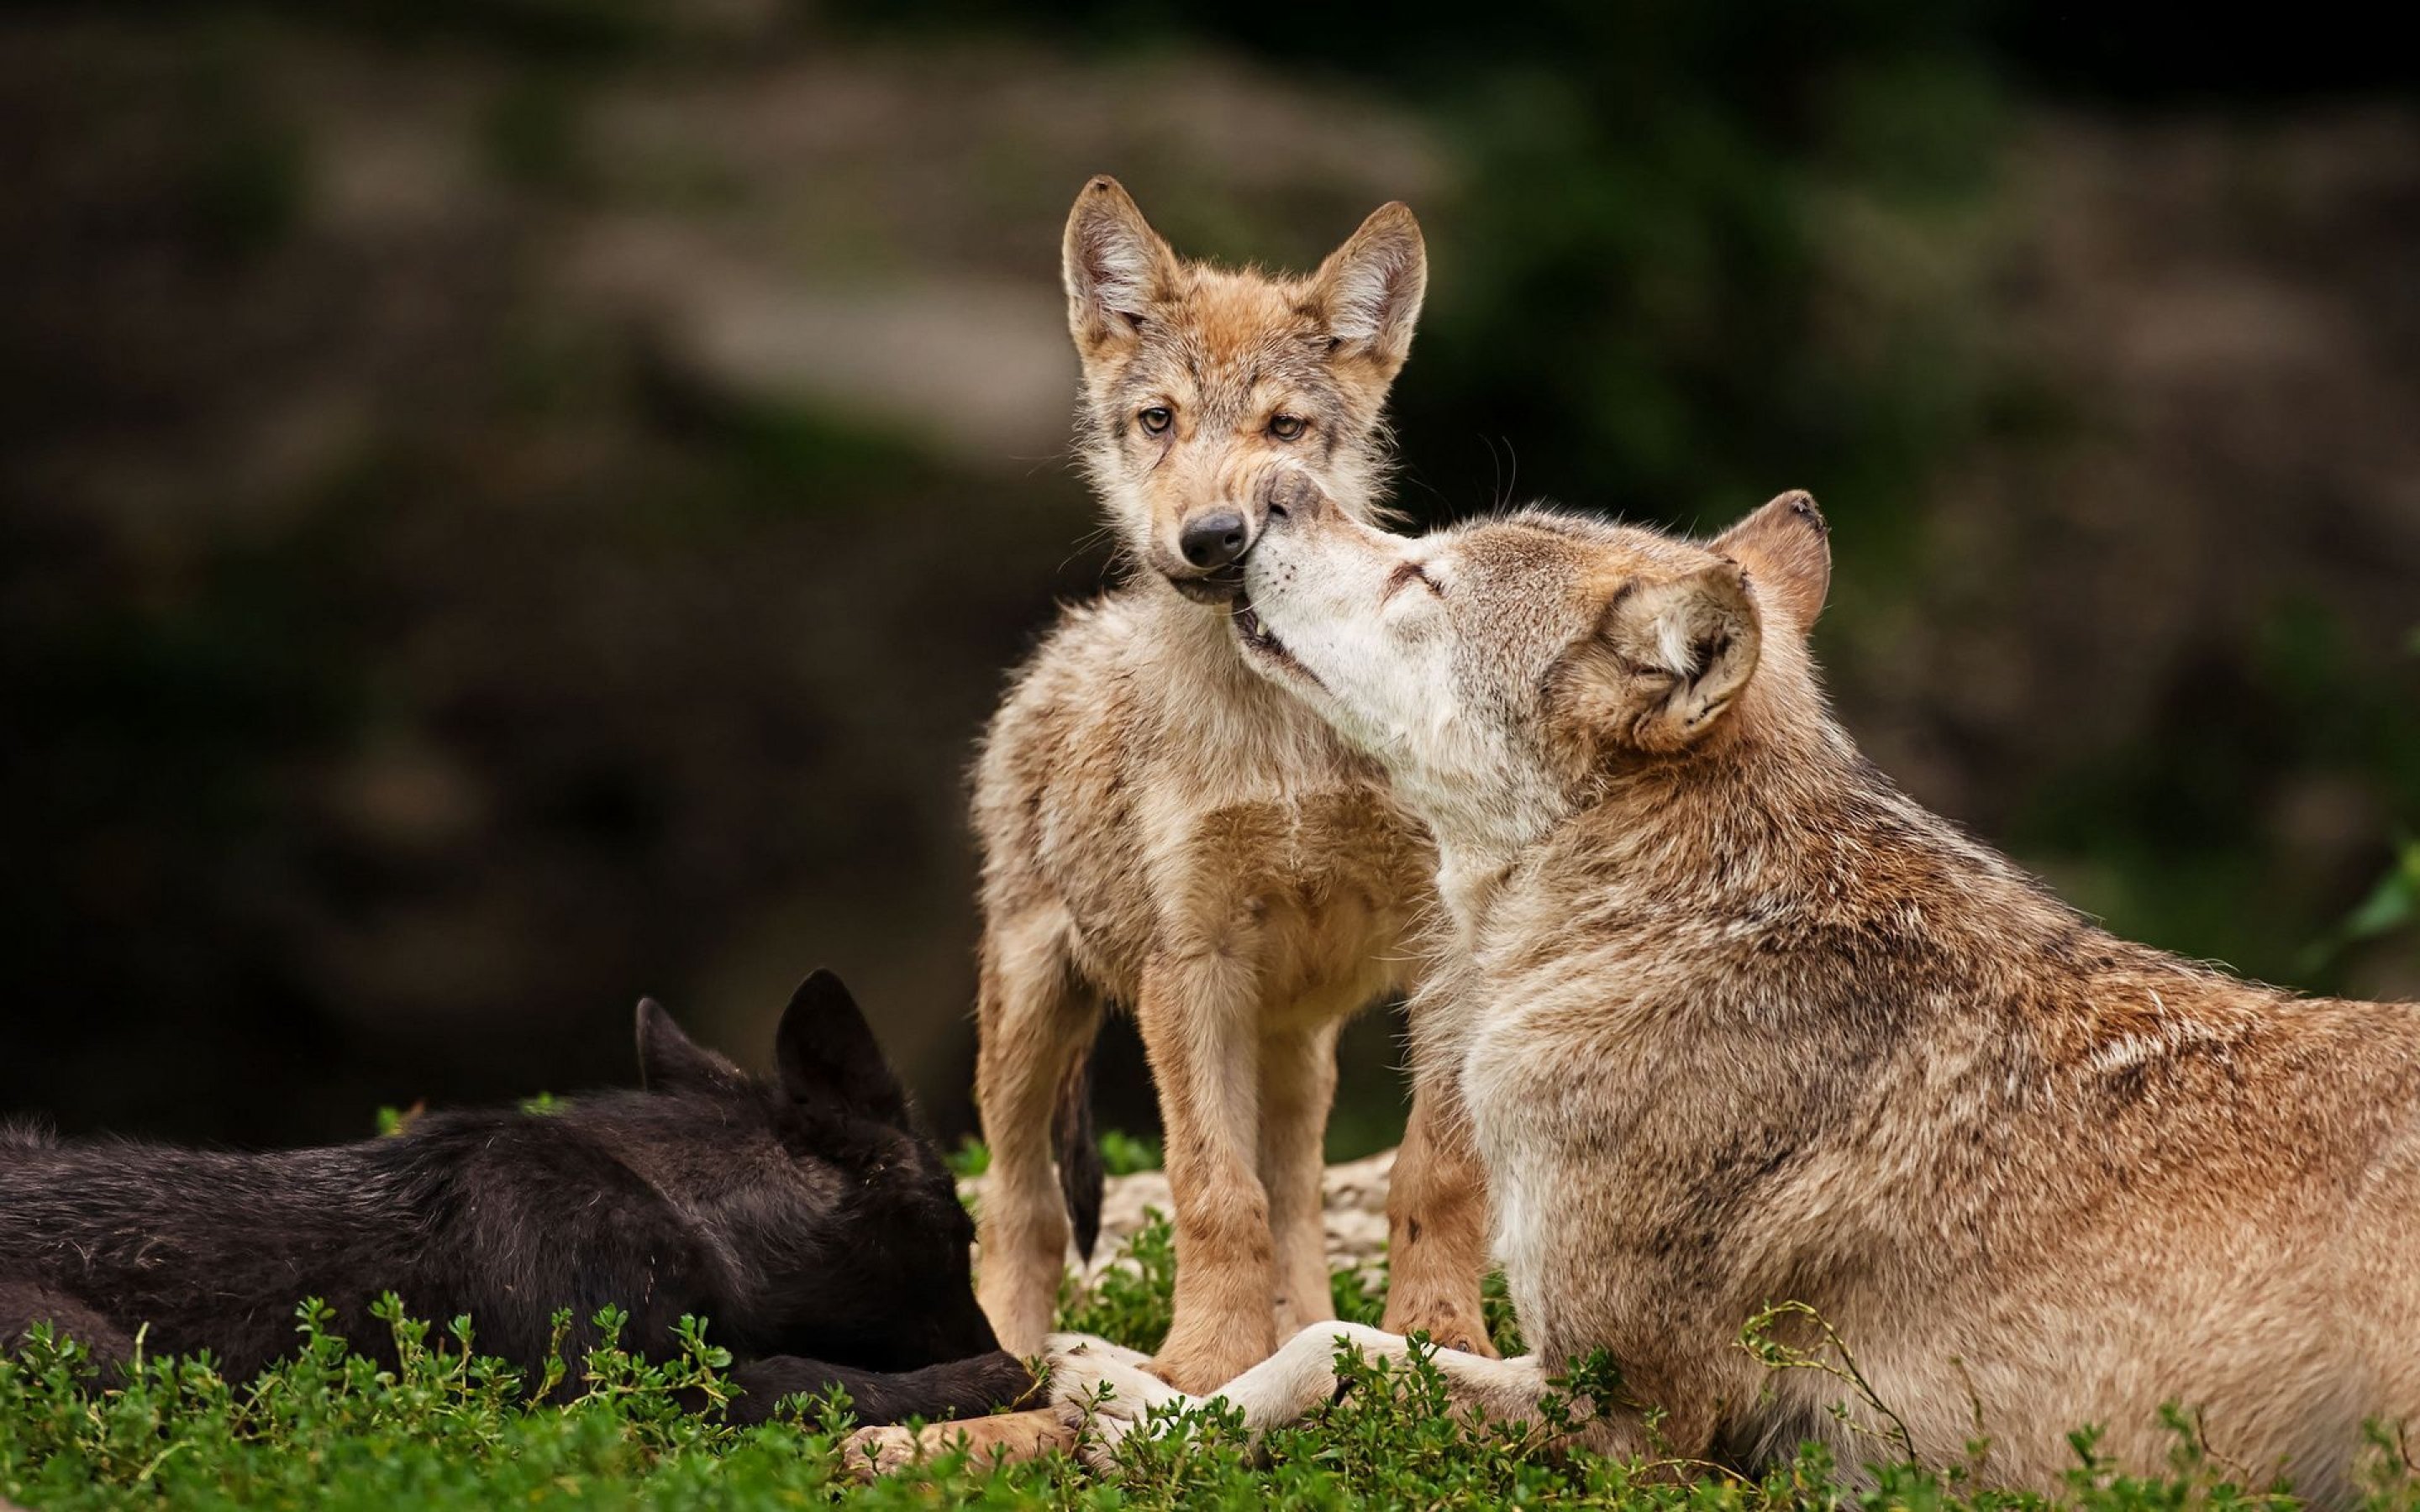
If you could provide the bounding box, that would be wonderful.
[964,1147,1400,1290]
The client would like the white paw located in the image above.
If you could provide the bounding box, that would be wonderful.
[1044,1333,1188,1473]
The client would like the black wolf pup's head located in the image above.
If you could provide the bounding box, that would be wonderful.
[632,970,994,1372]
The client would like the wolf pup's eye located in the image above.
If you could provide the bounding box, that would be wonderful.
[1139,407,1173,434]
[1267,414,1307,441]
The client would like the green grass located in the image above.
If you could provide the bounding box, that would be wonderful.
[8,1212,2416,1509]
[947,1131,1162,1182]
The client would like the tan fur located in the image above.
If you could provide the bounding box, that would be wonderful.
[842,1405,1076,1482]
[970,179,1493,1394]
[1053,487,2420,1500]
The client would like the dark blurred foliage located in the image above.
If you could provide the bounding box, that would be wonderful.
[3,0,2414,1152]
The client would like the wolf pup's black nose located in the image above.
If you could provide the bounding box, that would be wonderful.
[1179,510,1250,569]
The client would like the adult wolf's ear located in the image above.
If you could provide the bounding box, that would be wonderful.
[775,969,913,1127]
[1063,176,1178,360]
[635,999,749,1096]
[1311,202,1427,377]
[1563,564,1763,757]
[1711,491,1829,631]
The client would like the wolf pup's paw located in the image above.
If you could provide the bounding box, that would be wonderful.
[1045,1332,1188,1473]
[839,1423,929,1481]
[1139,1333,1272,1394]
[839,1410,1073,1481]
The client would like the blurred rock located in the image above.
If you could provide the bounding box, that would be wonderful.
[964,1147,1400,1286]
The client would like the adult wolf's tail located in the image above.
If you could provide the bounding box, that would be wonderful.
[1051,1041,1103,1262]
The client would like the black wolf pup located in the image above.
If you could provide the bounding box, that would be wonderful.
[0,970,1033,1426]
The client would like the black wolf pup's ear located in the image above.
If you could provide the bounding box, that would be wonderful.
[1310,202,1427,377]
[776,969,913,1127]
[1711,490,1829,632]
[1063,176,1178,359]
[635,998,749,1096]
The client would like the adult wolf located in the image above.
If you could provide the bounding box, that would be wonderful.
[971,178,1491,1392]
[1051,486,2420,1502]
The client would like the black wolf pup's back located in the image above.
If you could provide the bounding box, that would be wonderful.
[0,972,1030,1426]
[0,1104,702,1379]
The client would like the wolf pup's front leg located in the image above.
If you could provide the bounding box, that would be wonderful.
[1378,1073,1496,1357]
[1130,955,1281,1391]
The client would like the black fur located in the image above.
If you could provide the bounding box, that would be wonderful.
[0,971,1034,1426]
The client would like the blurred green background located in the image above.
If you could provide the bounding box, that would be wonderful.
[3,1,2415,1154]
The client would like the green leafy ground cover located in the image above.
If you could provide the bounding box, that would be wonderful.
[8,1210,2414,1511]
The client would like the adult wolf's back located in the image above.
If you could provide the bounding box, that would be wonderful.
[969,178,1491,1392]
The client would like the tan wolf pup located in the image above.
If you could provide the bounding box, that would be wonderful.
[968,179,1494,1393]
[1049,486,2420,1499]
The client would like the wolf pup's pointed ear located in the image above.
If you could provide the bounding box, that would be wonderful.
[1565,563,1763,756]
[1711,490,1829,631]
[635,998,748,1096]
[1311,202,1427,377]
[1063,176,1177,359]
[775,969,913,1126]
